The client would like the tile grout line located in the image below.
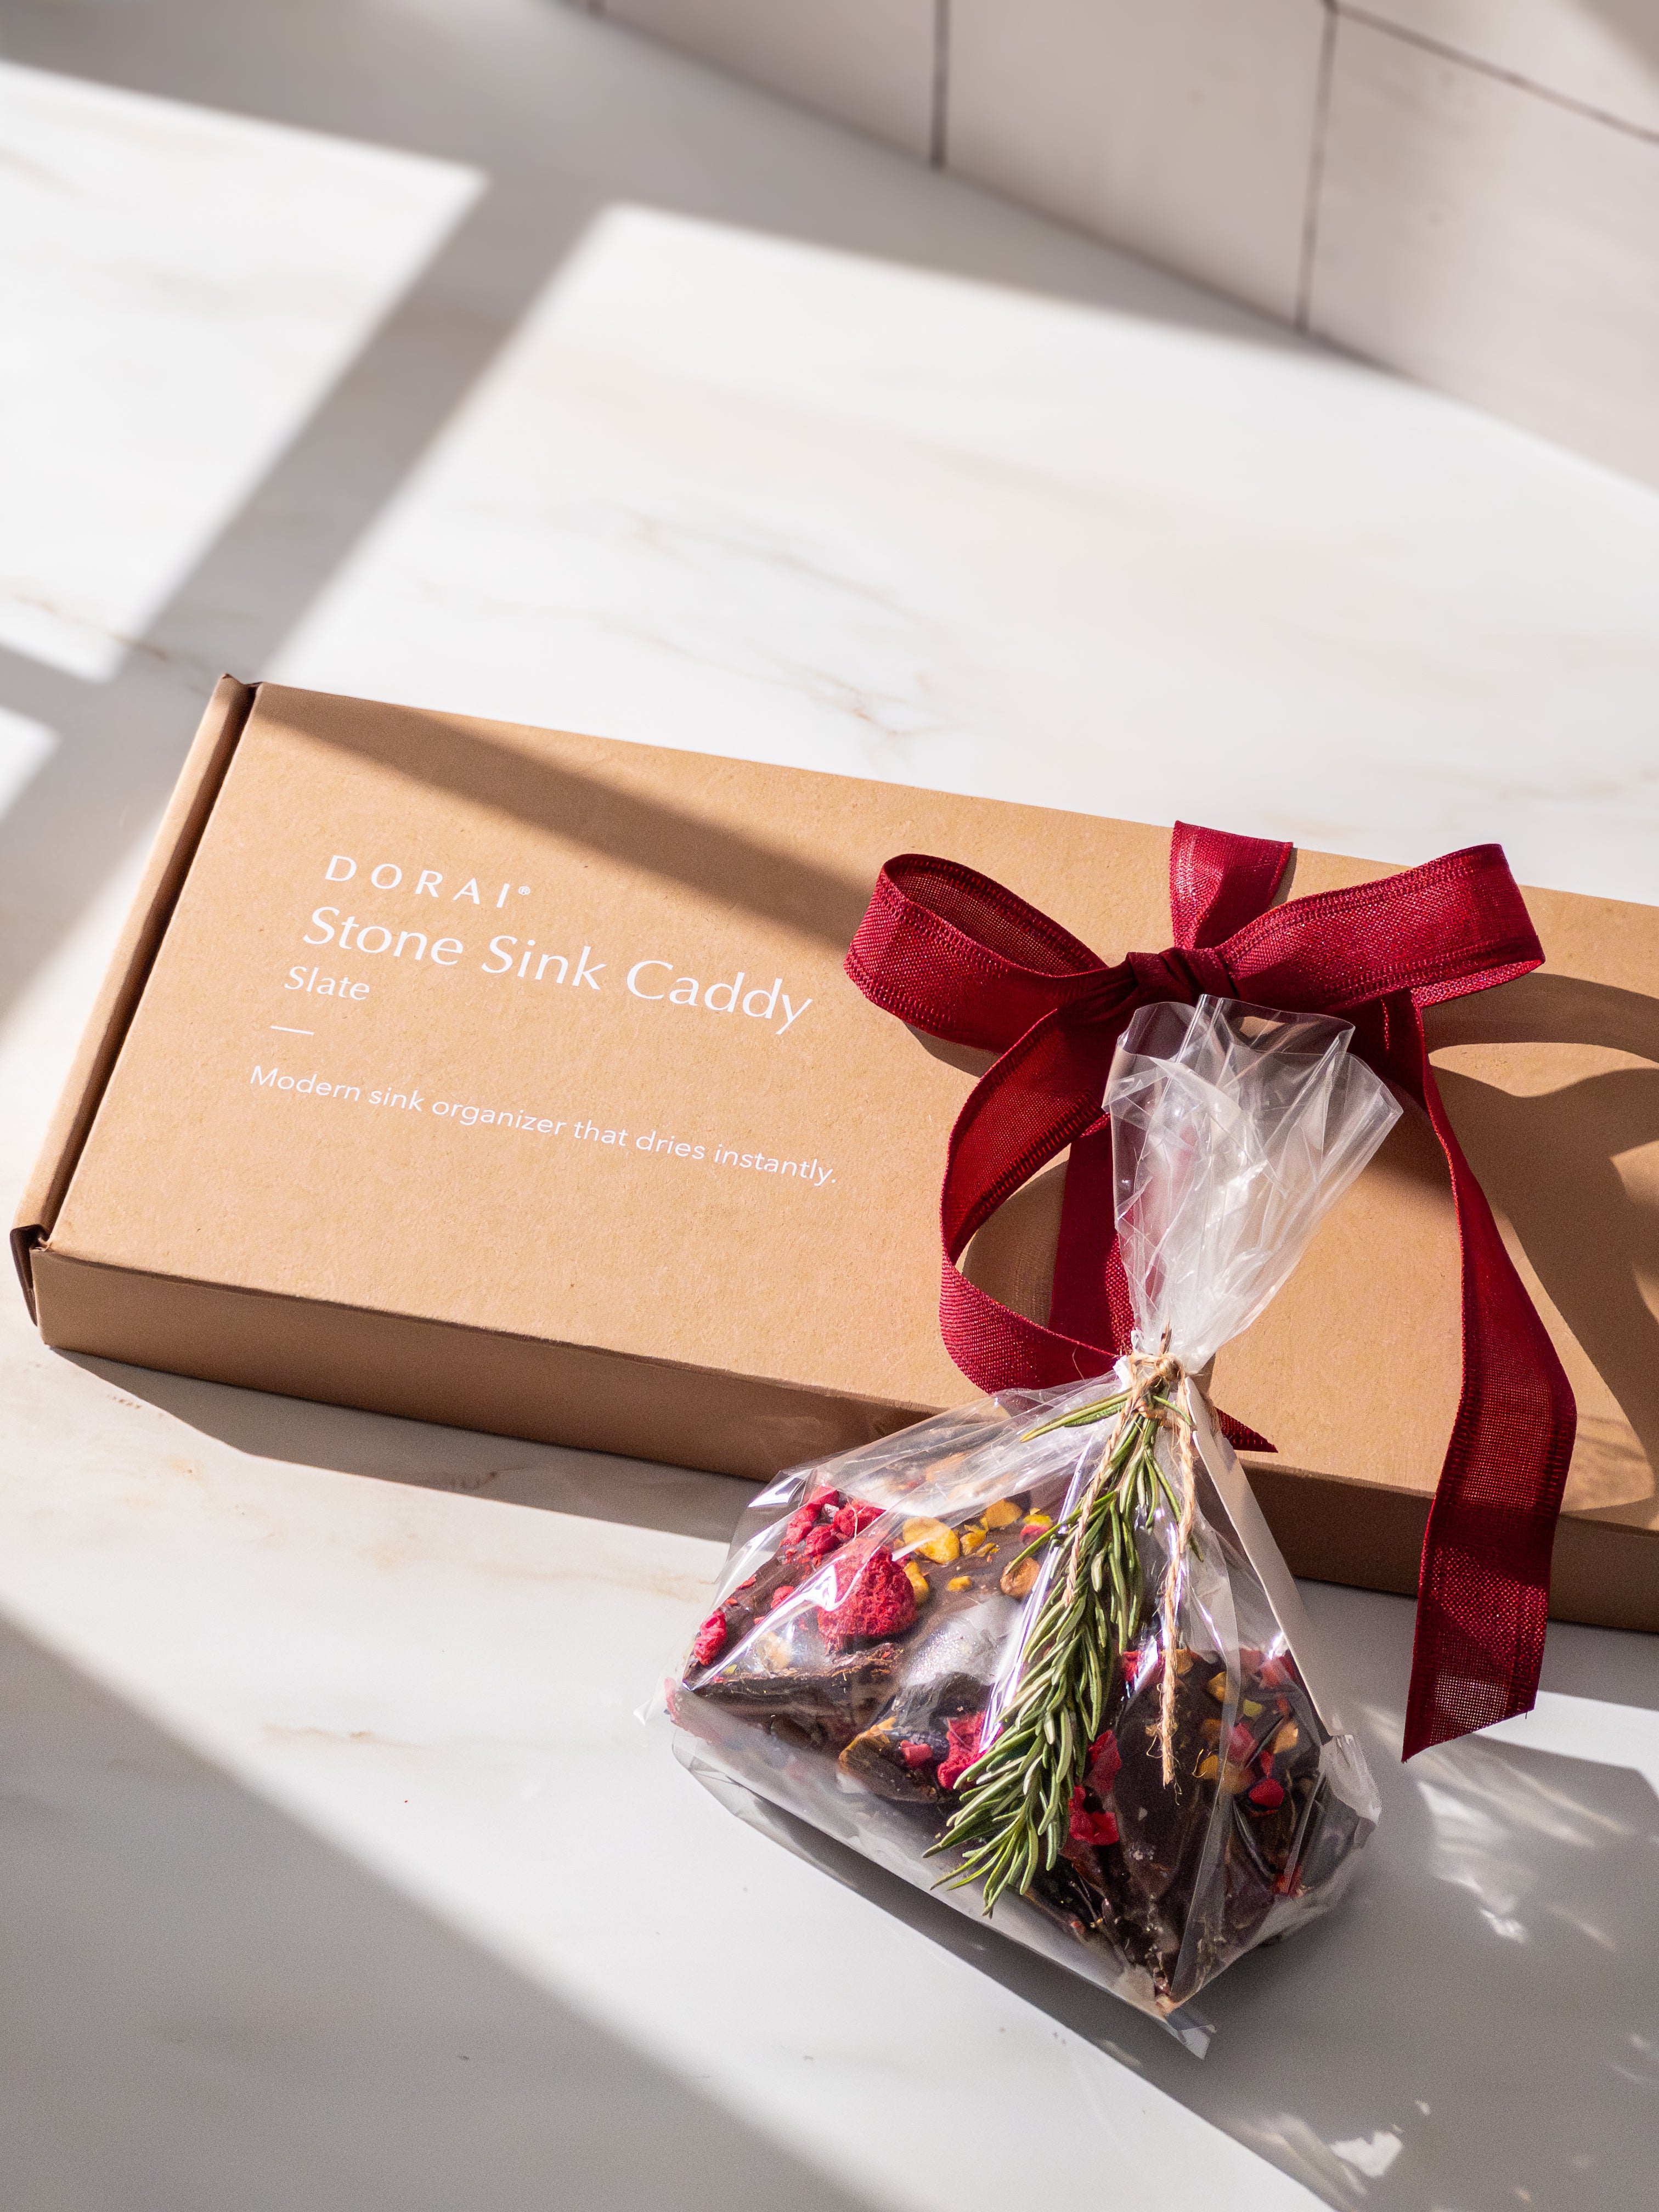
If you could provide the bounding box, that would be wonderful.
[930,0,950,170]
[1338,3,1659,147]
[1296,3,1340,333]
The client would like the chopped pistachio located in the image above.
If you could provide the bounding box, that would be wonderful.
[1000,1555,1040,1599]
[902,1515,961,1565]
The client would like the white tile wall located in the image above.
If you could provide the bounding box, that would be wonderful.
[945,0,1331,322]
[600,0,940,159]
[586,0,1659,488]
[1310,18,1659,486]
[1342,0,1659,134]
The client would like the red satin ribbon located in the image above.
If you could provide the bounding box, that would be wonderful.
[844,823,1576,1757]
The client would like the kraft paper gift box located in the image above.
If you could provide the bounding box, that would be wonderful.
[14,679,1659,1632]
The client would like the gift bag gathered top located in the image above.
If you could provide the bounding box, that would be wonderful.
[666,997,1402,2025]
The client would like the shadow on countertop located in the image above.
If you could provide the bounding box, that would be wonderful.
[0,1609,877,2212]
[65,1349,759,1547]
[47,1353,1659,2210]
[676,1583,1659,2212]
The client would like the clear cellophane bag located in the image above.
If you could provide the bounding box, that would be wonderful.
[662,998,1400,2030]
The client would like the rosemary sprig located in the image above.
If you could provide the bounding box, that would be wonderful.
[926,1384,1193,1915]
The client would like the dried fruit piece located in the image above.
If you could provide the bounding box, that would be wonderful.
[1241,1697,1265,1719]
[1206,1670,1231,1702]
[1171,1648,1195,1677]
[768,1585,797,1610]
[1220,1761,1253,1796]
[1019,1513,1054,1542]
[899,1739,935,1770]
[946,1575,972,1592]
[1228,1722,1259,1763]
[960,1526,989,1554]
[797,1525,842,1564]
[1249,1777,1286,1811]
[1087,1732,1121,1791]
[831,1500,884,1542]
[690,1612,729,1668]
[1000,1555,1040,1599]
[902,1516,961,1565]
[817,1547,917,1648]
[938,1712,986,1792]
[1256,1655,1295,1691]
[980,1500,1021,1529]
[901,1558,932,1604]
[1272,1720,1300,1756]
[1068,1786,1120,1848]
[1196,1751,1220,1782]
[782,1504,820,1548]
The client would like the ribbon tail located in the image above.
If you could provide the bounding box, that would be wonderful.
[1402,1032,1577,1758]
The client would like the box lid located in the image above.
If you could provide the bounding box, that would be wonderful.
[25,682,1659,1539]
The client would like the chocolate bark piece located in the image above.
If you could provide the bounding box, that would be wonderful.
[697,1639,904,1746]
[721,1547,831,1624]
[837,1589,1018,1799]
[898,1595,1021,1710]
[1040,1650,1338,2001]
[839,1716,948,1802]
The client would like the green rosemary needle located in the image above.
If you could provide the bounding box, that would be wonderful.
[926,1383,1196,1915]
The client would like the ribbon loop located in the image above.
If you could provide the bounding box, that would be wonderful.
[844,823,1576,1758]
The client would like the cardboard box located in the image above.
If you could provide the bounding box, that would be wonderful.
[15,680,1658,1631]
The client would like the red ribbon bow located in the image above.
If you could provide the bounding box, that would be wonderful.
[844,823,1576,1758]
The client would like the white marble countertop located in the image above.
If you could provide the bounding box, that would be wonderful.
[2,4,1656,2207]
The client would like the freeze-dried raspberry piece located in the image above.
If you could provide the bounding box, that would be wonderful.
[831,1499,884,1542]
[1248,1777,1286,1810]
[689,1612,729,1669]
[768,1585,797,1610]
[937,1711,986,1792]
[780,1486,843,1549]
[797,1525,842,1564]
[1087,1731,1121,1791]
[899,1740,935,1770]
[817,1547,916,1648]
[1067,1786,1120,1848]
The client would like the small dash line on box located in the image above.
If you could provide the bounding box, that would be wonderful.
[270,1025,313,1035]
